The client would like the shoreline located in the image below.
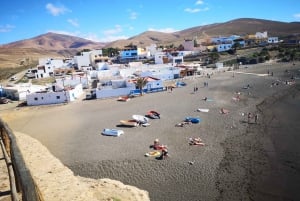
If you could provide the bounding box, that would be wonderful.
[1,62,300,201]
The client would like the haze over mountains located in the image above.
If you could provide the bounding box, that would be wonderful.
[1,18,300,68]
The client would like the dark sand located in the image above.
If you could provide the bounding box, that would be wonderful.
[2,62,300,201]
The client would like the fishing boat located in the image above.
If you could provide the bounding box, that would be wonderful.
[119,119,139,127]
[101,128,124,137]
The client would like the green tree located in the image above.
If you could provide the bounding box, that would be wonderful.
[135,77,148,96]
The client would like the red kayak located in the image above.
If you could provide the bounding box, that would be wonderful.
[146,110,160,119]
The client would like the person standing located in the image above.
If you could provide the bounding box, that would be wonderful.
[247,112,252,123]
[254,114,258,124]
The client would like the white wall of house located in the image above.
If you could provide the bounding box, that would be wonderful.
[144,79,163,90]
[145,44,160,58]
[216,63,224,68]
[256,31,268,39]
[119,68,138,78]
[68,83,84,101]
[56,76,89,89]
[151,67,180,80]
[74,52,91,70]
[26,84,83,106]
[27,91,68,106]
[155,52,169,64]
[95,87,134,99]
[3,84,47,101]
[35,58,64,78]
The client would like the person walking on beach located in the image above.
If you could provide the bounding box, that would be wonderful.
[247,112,252,123]
[254,114,258,124]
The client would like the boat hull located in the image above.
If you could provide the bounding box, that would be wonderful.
[101,128,124,136]
[120,120,139,127]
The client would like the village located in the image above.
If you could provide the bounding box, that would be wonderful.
[0,31,280,106]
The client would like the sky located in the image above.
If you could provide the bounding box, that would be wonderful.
[0,0,300,45]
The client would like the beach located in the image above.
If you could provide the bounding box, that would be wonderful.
[1,62,300,201]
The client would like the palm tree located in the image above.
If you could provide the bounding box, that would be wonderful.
[135,77,148,96]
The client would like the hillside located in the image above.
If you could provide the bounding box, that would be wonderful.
[105,18,300,48]
[0,32,105,68]
[1,18,300,68]
[2,32,105,50]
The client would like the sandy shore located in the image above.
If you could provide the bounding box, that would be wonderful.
[1,62,300,201]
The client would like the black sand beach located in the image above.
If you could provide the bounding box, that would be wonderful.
[2,62,300,201]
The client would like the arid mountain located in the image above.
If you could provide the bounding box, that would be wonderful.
[105,18,300,48]
[0,32,105,68]
[2,32,105,50]
[1,18,300,68]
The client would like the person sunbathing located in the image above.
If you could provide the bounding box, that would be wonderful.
[153,139,167,150]
[189,137,205,146]
[220,108,229,114]
[175,121,191,127]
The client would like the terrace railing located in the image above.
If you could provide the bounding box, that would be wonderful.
[0,118,43,201]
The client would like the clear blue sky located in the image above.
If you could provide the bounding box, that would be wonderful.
[0,0,299,45]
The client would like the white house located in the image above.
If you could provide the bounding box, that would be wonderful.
[35,58,64,78]
[74,52,91,70]
[26,83,83,106]
[172,56,184,64]
[145,44,162,58]
[255,31,268,39]
[268,37,279,44]
[155,52,170,64]
[55,74,89,89]
[2,83,48,101]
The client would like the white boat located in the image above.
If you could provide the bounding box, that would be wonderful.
[101,128,124,137]
[197,108,209,113]
[132,115,149,124]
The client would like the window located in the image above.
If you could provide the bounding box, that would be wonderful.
[56,96,60,99]
[34,97,38,101]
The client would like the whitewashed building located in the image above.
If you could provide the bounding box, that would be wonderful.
[268,37,279,43]
[95,76,164,99]
[74,52,91,70]
[2,83,48,101]
[35,58,64,78]
[155,52,170,64]
[55,74,89,89]
[26,84,83,106]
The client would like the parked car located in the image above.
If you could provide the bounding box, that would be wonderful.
[10,76,17,81]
